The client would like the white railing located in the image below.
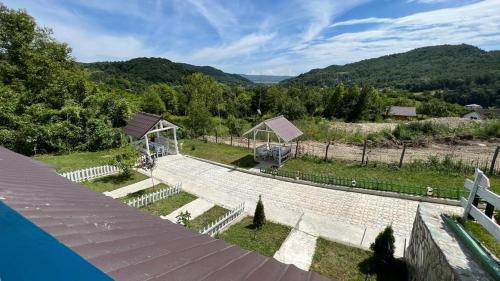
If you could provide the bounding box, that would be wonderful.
[461,169,500,240]
[201,203,245,236]
[60,165,119,182]
[126,183,182,208]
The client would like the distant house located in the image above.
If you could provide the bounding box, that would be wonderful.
[463,111,482,120]
[465,104,483,110]
[389,106,417,120]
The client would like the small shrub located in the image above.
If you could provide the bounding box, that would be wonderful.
[191,144,196,150]
[370,226,395,270]
[109,144,140,176]
[176,211,192,227]
[253,195,266,229]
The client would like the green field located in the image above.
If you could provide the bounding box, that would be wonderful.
[141,192,197,216]
[311,238,375,281]
[180,139,258,168]
[280,158,500,195]
[120,183,168,202]
[217,217,291,257]
[34,148,120,172]
[188,205,229,232]
[81,170,149,193]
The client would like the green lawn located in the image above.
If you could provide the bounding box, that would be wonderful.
[81,170,149,193]
[311,238,375,281]
[141,192,197,216]
[180,139,258,168]
[281,158,500,195]
[188,205,229,232]
[34,148,120,172]
[120,183,168,202]
[463,220,500,258]
[217,217,291,257]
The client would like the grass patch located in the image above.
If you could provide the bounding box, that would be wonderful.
[33,148,120,172]
[141,192,197,216]
[180,139,258,168]
[217,217,291,257]
[311,238,375,281]
[188,205,229,232]
[82,170,148,193]
[463,220,500,258]
[120,183,168,202]
[281,158,500,195]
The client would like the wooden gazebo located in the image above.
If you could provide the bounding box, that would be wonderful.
[123,112,179,157]
[243,116,303,166]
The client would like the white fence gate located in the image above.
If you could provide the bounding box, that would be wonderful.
[60,165,119,182]
[126,183,182,208]
[461,169,500,240]
[201,203,245,236]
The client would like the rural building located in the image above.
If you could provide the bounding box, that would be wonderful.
[465,104,483,110]
[123,112,179,158]
[0,146,329,281]
[388,106,417,120]
[463,111,482,120]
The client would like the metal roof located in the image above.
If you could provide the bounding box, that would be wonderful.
[389,106,417,117]
[123,112,178,139]
[244,116,303,143]
[0,147,331,281]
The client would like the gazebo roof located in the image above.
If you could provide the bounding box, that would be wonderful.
[123,112,178,139]
[244,115,303,142]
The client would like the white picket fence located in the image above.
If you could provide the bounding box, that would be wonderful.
[60,165,119,182]
[201,203,245,236]
[461,169,500,240]
[126,183,182,208]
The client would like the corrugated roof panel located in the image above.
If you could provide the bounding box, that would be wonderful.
[0,146,332,281]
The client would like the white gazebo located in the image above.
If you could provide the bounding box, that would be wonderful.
[123,112,179,158]
[243,115,303,166]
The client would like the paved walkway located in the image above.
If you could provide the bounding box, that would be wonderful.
[274,215,318,270]
[162,198,214,222]
[151,155,462,258]
[103,178,154,199]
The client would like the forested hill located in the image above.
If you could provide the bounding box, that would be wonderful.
[83,57,252,91]
[282,45,500,106]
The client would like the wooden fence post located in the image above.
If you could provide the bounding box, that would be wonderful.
[486,146,499,217]
[230,134,233,146]
[295,140,299,159]
[361,140,368,165]
[247,137,250,150]
[489,146,500,176]
[324,141,331,161]
[399,143,407,169]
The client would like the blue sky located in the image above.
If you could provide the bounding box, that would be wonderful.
[3,0,500,75]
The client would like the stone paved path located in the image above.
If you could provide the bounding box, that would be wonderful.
[152,155,462,257]
[274,215,318,270]
[162,198,214,222]
[103,178,154,199]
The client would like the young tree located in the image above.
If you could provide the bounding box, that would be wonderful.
[110,144,140,176]
[253,195,266,229]
[226,115,244,145]
[370,226,396,270]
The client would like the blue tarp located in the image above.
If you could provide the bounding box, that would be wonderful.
[0,202,113,281]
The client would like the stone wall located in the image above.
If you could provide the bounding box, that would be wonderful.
[406,203,491,281]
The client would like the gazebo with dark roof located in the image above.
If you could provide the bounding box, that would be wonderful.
[123,112,179,157]
[243,116,303,166]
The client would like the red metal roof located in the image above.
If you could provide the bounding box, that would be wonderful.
[244,116,303,142]
[123,112,163,139]
[0,147,331,281]
[389,106,417,117]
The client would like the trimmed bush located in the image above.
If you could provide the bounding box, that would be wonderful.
[370,226,395,269]
[253,195,266,229]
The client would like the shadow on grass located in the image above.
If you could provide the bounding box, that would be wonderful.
[93,173,132,185]
[230,155,258,169]
[358,257,407,281]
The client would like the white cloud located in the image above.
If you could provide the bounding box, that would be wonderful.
[189,33,276,62]
[330,17,394,27]
[407,0,451,3]
[185,0,237,38]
